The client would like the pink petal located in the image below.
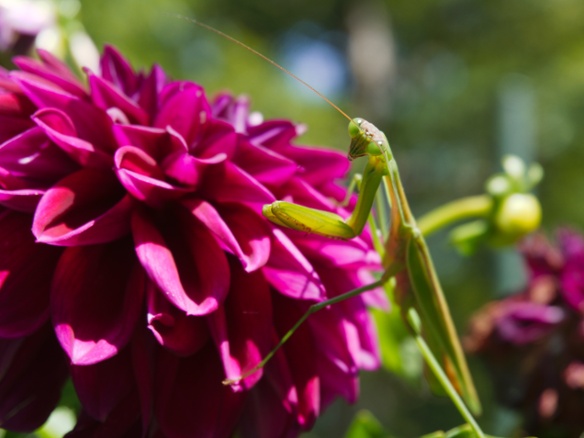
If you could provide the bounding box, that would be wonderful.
[146,281,209,356]
[207,260,273,390]
[99,46,140,97]
[233,138,297,186]
[0,186,44,212]
[12,72,116,154]
[262,229,325,301]
[187,199,271,272]
[154,81,211,147]
[13,55,87,98]
[0,127,78,181]
[33,108,113,168]
[33,168,132,246]
[114,146,190,207]
[51,240,145,364]
[132,206,230,315]
[88,72,149,125]
[200,161,275,206]
[0,210,61,338]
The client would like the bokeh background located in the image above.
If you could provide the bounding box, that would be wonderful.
[5,0,584,436]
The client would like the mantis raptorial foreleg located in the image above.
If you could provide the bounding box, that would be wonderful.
[235,118,482,421]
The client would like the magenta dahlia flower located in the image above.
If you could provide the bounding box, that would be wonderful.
[0,46,385,436]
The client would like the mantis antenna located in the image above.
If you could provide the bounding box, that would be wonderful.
[174,15,353,122]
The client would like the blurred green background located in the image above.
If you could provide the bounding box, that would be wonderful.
[8,0,584,436]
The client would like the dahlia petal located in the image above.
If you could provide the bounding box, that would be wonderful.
[154,345,246,438]
[146,282,209,356]
[263,229,325,301]
[0,113,34,143]
[201,161,275,206]
[13,55,87,98]
[238,377,300,438]
[272,293,321,428]
[0,91,35,115]
[0,211,61,338]
[71,348,135,421]
[192,118,238,159]
[37,50,86,86]
[233,138,298,186]
[137,64,167,120]
[187,199,271,272]
[64,399,142,438]
[208,261,273,390]
[0,127,78,181]
[33,169,132,246]
[114,145,190,206]
[154,81,211,147]
[247,119,299,149]
[293,234,381,269]
[112,124,182,162]
[51,240,144,364]
[162,149,225,188]
[12,72,117,153]
[132,206,230,315]
[88,72,149,125]
[0,326,68,433]
[280,145,350,186]
[0,186,44,212]
[33,108,113,168]
[100,46,140,97]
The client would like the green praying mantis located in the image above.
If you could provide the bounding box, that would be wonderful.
[186,18,542,437]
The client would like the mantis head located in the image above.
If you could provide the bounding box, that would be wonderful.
[348,118,386,161]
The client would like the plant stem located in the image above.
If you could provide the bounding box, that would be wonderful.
[417,195,492,237]
[407,309,485,438]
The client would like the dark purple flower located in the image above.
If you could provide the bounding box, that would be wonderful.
[465,230,584,437]
[0,46,385,436]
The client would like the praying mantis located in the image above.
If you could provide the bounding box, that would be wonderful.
[186,18,542,437]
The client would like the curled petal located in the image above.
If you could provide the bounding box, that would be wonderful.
[33,108,112,169]
[187,199,271,272]
[232,139,297,186]
[51,240,145,364]
[0,211,61,338]
[208,260,273,390]
[0,127,78,182]
[146,282,209,356]
[13,73,116,155]
[263,229,325,301]
[0,186,45,212]
[115,146,191,206]
[33,168,132,246]
[132,206,230,315]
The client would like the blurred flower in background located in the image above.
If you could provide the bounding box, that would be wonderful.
[0,42,384,436]
[466,230,584,438]
[0,0,55,56]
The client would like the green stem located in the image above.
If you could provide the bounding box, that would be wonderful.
[407,309,485,438]
[417,195,492,237]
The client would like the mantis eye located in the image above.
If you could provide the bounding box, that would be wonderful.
[367,141,383,156]
[348,118,363,139]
